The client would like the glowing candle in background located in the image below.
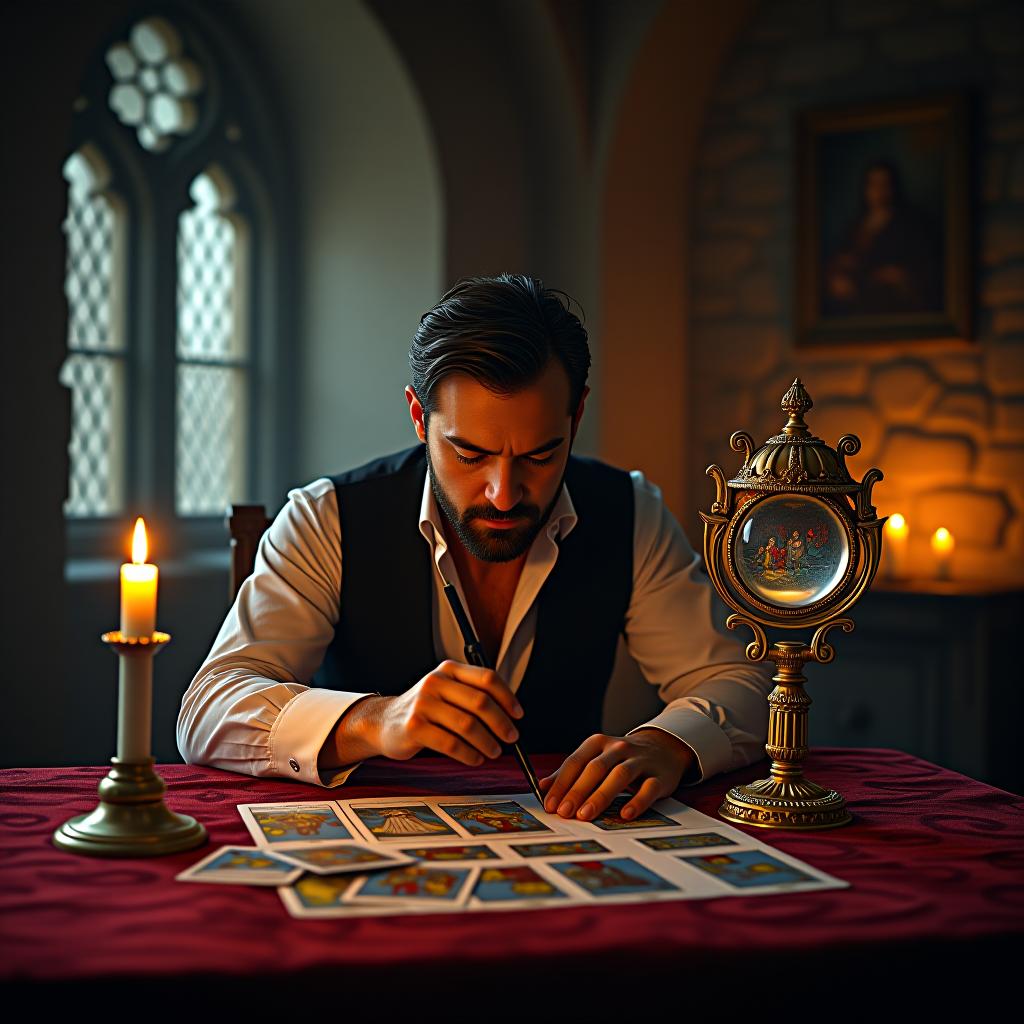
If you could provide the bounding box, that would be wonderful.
[931,527,955,581]
[120,518,158,638]
[884,514,909,579]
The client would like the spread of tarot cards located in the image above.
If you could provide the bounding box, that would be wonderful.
[175,793,848,917]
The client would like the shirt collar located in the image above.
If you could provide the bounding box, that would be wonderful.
[418,469,578,563]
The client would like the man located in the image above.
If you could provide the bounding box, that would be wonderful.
[178,274,772,824]
[786,530,805,575]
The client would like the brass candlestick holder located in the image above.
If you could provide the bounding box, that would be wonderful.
[700,379,885,830]
[53,631,208,857]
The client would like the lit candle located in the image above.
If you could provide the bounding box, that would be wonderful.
[884,513,909,579]
[120,518,158,638]
[117,518,158,764]
[931,527,955,581]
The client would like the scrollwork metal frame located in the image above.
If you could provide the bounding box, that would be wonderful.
[701,385,885,831]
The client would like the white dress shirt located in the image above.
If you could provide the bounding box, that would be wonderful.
[177,467,773,788]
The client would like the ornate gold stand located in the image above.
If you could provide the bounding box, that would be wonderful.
[718,616,854,830]
[52,631,207,858]
[700,380,886,830]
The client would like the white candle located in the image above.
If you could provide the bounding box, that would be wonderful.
[884,513,909,579]
[117,653,152,763]
[931,527,955,581]
[120,518,158,638]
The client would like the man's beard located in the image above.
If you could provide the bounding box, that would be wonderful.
[425,445,565,564]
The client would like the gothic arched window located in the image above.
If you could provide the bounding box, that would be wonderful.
[63,8,292,556]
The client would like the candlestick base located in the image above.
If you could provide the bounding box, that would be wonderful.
[718,773,852,830]
[53,758,207,858]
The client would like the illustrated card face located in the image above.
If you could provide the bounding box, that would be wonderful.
[677,851,816,889]
[470,865,568,903]
[588,795,679,831]
[239,801,353,846]
[347,865,473,905]
[272,842,412,875]
[510,839,610,859]
[438,800,553,836]
[176,846,302,886]
[635,832,739,852]
[550,857,679,897]
[290,873,358,909]
[351,803,458,841]
[402,844,500,862]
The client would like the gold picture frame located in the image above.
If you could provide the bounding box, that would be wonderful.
[796,94,970,347]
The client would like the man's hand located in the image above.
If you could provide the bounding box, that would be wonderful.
[329,661,523,768]
[540,729,694,823]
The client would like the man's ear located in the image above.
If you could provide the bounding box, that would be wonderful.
[405,385,427,443]
[570,385,590,440]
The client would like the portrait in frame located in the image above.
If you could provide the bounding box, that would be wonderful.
[796,94,970,347]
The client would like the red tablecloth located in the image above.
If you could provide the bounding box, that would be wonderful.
[2,749,1022,1008]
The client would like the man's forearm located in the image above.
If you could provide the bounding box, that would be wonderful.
[317,694,389,770]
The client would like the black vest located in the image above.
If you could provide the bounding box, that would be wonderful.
[314,445,634,752]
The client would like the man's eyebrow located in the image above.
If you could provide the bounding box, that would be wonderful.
[445,434,565,457]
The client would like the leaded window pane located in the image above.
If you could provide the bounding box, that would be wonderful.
[176,173,242,361]
[175,168,249,516]
[176,364,246,516]
[60,354,125,516]
[61,145,126,517]
[66,190,116,351]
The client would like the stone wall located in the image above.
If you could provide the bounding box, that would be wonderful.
[690,0,1023,583]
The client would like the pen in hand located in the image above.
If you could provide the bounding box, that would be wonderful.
[440,580,546,807]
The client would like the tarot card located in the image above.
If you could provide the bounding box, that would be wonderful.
[470,865,569,903]
[587,794,679,831]
[634,832,739,852]
[271,842,413,875]
[175,846,302,886]
[401,844,500,862]
[238,801,354,846]
[350,803,459,842]
[677,850,817,889]
[510,839,610,859]
[438,799,553,836]
[346,864,474,906]
[287,873,358,910]
[550,857,679,897]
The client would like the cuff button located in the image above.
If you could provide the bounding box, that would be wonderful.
[288,758,300,772]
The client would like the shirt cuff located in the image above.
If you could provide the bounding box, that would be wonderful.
[269,687,373,789]
[627,707,733,785]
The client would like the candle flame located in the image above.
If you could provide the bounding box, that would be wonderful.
[931,527,954,554]
[131,517,149,564]
[887,513,906,532]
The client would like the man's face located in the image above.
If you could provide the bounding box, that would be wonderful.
[406,359,585,564]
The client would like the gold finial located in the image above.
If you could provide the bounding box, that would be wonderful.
[781,378,813,436]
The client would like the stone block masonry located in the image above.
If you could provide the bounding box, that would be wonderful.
[690,0,1024,585]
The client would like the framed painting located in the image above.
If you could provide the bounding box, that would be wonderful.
[796,94,969,347]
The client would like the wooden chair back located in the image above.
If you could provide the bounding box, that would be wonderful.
[227,504,272,601]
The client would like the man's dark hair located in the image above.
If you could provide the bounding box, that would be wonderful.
[409,273,590,418]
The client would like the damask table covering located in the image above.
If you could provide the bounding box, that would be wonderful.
[2,748,1022,1000]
